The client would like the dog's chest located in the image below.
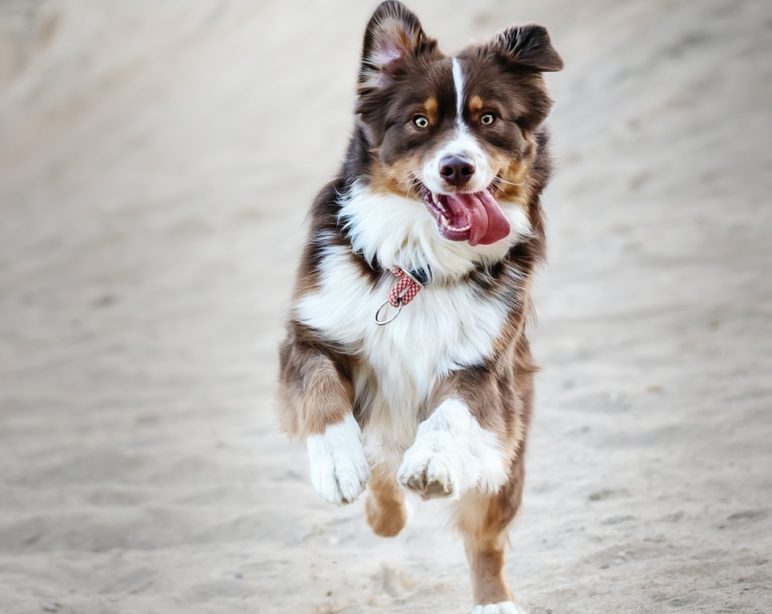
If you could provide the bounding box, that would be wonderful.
[295,246,508,431]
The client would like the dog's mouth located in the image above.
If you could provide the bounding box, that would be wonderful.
[420,185,511,246]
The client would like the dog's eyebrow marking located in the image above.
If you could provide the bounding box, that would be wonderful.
[424,96,438,123]
[452,57,465,124]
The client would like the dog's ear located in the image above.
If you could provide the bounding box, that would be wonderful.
[495,24,563,72]
[358,1,437,89]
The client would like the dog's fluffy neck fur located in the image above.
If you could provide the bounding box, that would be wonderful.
[325,127,549,285]
[338,180,531,282]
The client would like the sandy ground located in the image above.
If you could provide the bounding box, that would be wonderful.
[1,1,771,612]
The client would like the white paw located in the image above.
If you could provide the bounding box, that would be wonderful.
[470,602,527,614]
[397,444,459,499]
[307,414,370,505]
[397,398,508,499]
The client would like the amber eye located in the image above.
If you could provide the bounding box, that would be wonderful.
[413,114,429,129]
[480,112,496,126]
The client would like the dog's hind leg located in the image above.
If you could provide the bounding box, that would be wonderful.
[365,464,408,537]
[456,455,528,614]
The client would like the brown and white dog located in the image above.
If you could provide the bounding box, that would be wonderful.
[278,2,561,612]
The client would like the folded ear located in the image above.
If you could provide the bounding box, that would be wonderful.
[359,1,437,88]
[495,24,563,72]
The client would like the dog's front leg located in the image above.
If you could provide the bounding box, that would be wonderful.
[279,335,369,505]
[396,365,531,614]
[396,394,510,500]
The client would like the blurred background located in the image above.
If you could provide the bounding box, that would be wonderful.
[1,1,770,612]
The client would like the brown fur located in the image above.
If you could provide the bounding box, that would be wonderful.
[278,325,355,437]
[366,465,408,537]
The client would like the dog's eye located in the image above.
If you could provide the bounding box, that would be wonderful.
[480,113,496,126]
[412,115,429,129]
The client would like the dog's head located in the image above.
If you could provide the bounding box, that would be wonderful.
[355,1,562,247]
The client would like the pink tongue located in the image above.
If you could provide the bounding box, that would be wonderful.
[446,192,511,246]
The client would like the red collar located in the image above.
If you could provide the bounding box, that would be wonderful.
[374,267,426,326]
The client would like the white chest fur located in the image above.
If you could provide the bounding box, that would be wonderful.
[294,244,507,458]
[295,186,529,463]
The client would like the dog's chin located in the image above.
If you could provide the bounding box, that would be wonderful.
[420,185,511,246]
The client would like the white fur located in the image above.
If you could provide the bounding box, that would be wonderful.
[299,185,530,471]
[423,127,492,195]
[295,240,511,468]
[452,57,465,120]
[306,413,370,505]
[339,182,531,281]
[470,602,528,614]
[397,397,508,498]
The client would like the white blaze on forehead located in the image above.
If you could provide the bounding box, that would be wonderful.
[451,57,465,123]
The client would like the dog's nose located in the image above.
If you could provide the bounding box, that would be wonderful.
[439,155,475,188]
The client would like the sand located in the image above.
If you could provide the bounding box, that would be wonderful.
[0,0,771,612]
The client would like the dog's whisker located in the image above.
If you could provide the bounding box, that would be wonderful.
[493,176,524,188]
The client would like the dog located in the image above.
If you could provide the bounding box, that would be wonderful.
[278,2,562,612]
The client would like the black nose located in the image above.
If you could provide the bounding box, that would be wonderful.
[439,155,475,188]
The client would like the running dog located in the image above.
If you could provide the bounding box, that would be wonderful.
[278,2,562,611]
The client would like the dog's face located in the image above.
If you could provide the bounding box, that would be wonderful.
[356,1,562,246]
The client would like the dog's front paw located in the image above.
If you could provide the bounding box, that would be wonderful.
[306,414,370,505]
[470,602,528,614]
[397,445,458,499]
